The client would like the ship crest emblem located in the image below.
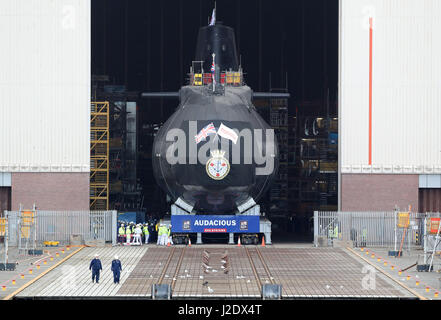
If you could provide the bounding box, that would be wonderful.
[206,150,230,180]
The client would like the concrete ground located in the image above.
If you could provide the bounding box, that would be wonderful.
[7,243,417,299]
[17,246,147,298]
[0,245,80,299]
[2,241,440,300]
[348,246,441,300]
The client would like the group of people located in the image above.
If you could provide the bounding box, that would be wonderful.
[117,221,173,246]
[89,254,122,284]
[118,222,150,245]
[156,223,173,246]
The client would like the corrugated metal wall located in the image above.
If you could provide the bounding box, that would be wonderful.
[340,0,441,174]
[0,0,90,173]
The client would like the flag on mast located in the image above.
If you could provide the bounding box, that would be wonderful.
[211,53,216,89]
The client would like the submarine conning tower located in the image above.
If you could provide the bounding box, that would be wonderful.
[195,23,239,74]
[189,23,244,89]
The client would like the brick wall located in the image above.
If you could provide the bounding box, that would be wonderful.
[341,174,418,212]
[11,173,89,211]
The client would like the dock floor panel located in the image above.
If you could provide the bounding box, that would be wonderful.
[15,246,416,299]
[17,246,147,298]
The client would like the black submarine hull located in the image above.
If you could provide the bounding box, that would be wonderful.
[152,85,279,214]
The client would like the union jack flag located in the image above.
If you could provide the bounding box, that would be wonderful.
[195,122,217,144]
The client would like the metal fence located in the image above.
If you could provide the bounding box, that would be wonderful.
[2,210,117,247]
[314,211,441,249]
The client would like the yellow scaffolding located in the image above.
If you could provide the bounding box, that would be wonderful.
[90,102,109,210]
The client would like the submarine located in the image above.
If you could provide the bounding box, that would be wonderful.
[142,9,290,244]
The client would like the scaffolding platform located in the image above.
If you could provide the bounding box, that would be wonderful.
[90,102,109,211]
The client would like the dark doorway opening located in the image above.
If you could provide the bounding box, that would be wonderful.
[91,0,339,242]
[419,189,441,213]
[0,187,11,214]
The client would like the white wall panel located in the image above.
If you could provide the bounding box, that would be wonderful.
[340,0,441,174]
[0,0,90,172]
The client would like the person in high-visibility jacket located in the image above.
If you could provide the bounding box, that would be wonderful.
[118,224,125,244]
[125,224,132,243]
[333,225,339,240]
[161,224,168,246]
[143,223,150,244]
[159,224,165,246]
[167,225,173,246]
[130,223,135,242]
[157,224,162,245]
[155,222,160,244]
[328,226,334,239]
[361,227,367,247]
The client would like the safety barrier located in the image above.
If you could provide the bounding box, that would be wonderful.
[314,211,441,248]
[2,210,117,247]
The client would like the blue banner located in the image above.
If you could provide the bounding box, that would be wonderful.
[118,212,146,224]
[117,212,137,224]
[171,215,260,233]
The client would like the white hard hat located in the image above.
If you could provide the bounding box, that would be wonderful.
[94,253,98,257]
[114,255,119,260]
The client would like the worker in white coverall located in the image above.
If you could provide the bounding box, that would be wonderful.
[133,224,142,245]
[125,224,132,244]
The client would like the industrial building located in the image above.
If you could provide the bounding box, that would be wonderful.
[0,0,440,240]
[0,1,91,211]
[339,0,441,213]
[89,0,339,241]
[1,0,441,303]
